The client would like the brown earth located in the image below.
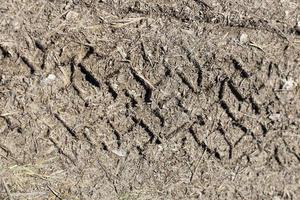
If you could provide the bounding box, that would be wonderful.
[1,0,300,199]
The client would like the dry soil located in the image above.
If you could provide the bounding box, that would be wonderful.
[1,0,300,199]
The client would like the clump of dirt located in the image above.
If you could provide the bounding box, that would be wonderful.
[1,0,300,199]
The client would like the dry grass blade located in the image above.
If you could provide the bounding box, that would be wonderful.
[47,185,62,200]
[1,178,12,200]
[0,112,18,117]
[8,165,50,181]
[0,142,12,155]
[110,17,144,28]
[249,42,265,52]
[8,192,47,198]
[130,65,155,90]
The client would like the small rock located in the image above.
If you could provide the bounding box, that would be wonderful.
[41,74,56,85]
[239,33,249,44]
[269,113,281,121]
[66,11,79,20]
[46,74,56,81]
[12,20,21,30]
[282,79,295,90]
[111,149,127,157]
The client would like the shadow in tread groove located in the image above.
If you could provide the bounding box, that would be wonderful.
[78,63,101,88]
[189,127,221,160]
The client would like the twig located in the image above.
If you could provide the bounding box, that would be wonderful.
[190,149,206,182]
[249,42,265,53]
[1,178,12,200]
[130,66,155,90]
[47,185,62,200]
[0,142,12,156]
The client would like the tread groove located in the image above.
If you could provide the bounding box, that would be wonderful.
[78,63,101,88]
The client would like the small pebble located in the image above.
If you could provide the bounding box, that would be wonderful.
[111,149,127,157]
[41,74,56,85]
[269,113,281,121]
[66,11,79,20]
[12,20,21,31]
[240,33,249,44]
[282,79,295,90]
[46,74,56,81]
[295,22,300,33]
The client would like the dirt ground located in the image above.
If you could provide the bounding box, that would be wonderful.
[0,0,300,199]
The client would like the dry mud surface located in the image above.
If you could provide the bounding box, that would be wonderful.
[1,0,300,199]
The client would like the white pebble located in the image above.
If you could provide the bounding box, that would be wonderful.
[41,74,56,85]
[47,74,56,80]
[239,33,249,44]
[111,149,127,157]
[269,113,281,121]
[282,79,295,90]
